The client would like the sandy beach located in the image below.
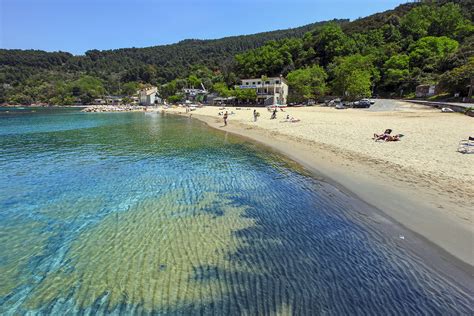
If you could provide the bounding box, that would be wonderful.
[164,101,474,266]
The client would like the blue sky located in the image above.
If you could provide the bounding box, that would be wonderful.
[1,0,408,55]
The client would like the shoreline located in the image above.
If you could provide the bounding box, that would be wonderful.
[185,111,474,288]
[165,108,473,271]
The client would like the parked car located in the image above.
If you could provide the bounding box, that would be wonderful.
[326,98,342,107]
[353,99,371,108]
[342,101,354,107]
[335,102,346,109]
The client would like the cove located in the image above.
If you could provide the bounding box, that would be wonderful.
[0,108,472,315]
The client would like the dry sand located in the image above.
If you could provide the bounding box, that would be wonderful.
[163,101,473,266]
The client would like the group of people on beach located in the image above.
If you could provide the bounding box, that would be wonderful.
[221,107,301,126]
[220,109,404,143]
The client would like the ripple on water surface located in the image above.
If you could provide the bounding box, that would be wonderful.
[0,109,472,315]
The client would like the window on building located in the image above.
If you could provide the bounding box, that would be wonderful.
[275,80,280,84]
[252,82,256,85]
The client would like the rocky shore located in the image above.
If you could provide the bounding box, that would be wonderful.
[82,105,147,112]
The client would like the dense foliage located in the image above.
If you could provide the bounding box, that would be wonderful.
[0,0,472,104]
[233,1,473,100]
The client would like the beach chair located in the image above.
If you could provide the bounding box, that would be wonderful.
[457,137,474,154]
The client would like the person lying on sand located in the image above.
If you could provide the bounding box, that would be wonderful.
[282,115,300,123]
[384,134,404,142]
[290,117,300,123]
[373,129,392,141]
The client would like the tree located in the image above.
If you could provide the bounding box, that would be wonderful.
[68,75,105,104]
[232,87,256,102]
[160,80,178,98]
[329,54,379,100]
[438,57,474,97]
[383,54,411,90]
[121,82,140,96]
[235,40,294,77]
[122,96,132,105]
[9,93,33,105]
[167,94,183,103]
[408,36,459,70]
[121,65,157,84]
[400,5,434,40]
[429,3,470,38]
[187,74,201,88]
[286,65,327,101]
[212,82,232,97]
[309,23,356,66]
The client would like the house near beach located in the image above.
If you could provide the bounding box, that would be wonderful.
[139,87,161,105]
[237,76,288,106]
[183,87,208,103]
[105,96,123,105]
[94,98,106,105]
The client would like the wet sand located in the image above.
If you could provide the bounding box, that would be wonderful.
[164,102,474,267]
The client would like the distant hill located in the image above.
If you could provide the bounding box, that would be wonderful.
[0,19,345,84]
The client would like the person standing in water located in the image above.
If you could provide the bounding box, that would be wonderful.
[223,111,228,126]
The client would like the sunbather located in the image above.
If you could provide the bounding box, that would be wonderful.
[373,129,392,141]
[282,115,300,123]
[458,136,474,153]
[289,117,300,123]
[385,134,403,142]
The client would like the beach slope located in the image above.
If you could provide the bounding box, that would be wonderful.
[166,101,473,266]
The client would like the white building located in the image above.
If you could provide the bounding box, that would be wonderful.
[93,98,106,105]
[182,88,208,102]
[139,87,160,106]
[238,76,288,106]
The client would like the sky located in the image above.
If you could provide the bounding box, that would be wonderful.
[1,0,409,55]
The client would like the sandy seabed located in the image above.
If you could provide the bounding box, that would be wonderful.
[163,101,474,266]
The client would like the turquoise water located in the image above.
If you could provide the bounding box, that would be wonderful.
[0,107,472,315]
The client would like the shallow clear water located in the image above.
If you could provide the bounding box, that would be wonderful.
[0,107,472,315]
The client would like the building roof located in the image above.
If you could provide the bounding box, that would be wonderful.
[213,97,235,101]
[241,77,288,84]
[140,87,158,96]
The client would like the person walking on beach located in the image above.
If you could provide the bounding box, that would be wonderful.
[253,109,259,122]
[223,111,228,126]
[270,108,277,120]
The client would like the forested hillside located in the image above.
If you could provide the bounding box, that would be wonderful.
[0,0,472,105]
